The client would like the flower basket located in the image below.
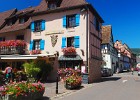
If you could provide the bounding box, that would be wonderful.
[62,47,76,55]
[30,50,41,55]
[64,82,81,90]
[0,82,45,100]
[64,75,82,90]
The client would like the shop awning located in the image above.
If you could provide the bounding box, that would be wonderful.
[0,56,37,60]
[58,55,82,61]
[0,53,55,60]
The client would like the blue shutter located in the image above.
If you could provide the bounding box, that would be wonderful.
[41,20,45,31]
[76,14,80,26]
[62,37,66,48]
[63,16,66,28]
[74,36,80,48]
[29,40,33,50]
[31,22,35,32]
[40,40,45,50]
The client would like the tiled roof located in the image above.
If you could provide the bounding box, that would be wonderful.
[0,0,103,33]
[60,0,87,8]
[34,0,103,22]
[0,18,31,33]
[101,25,112,44]
[0,7,35,33]
[34,0,88,12]
[0,9,16,28]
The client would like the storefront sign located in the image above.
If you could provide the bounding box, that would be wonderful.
[82,73,89,84]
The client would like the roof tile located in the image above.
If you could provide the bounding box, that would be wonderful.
[101,25,112,44]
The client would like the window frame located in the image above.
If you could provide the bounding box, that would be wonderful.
[67,37,74,47]
[48,2,57,9]
[19,18,25,24]
[66,14,76,28]
[33,39,41,50]
[34,20,42,32]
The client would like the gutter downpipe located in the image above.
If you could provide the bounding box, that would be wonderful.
[86,6,89,74]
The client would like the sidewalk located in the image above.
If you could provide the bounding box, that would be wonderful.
[42,81,92,100]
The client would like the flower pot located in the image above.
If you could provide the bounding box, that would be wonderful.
[64,82,81,90]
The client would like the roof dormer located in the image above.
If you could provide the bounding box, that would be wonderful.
[47,0,62,9]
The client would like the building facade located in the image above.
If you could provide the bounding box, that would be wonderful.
[101,25,118,74]
[114,40,133,72]
[0,0,104,83]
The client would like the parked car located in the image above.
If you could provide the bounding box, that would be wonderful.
[101,68,112,77]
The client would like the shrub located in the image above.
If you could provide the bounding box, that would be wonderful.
[22,62,40,78]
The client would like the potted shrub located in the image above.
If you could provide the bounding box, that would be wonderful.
[58,68,82,89]
[64,75,82,89]
[22,62,41,82]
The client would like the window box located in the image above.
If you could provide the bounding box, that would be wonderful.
[30,50,41,55]
[0,40,26,55]
[62,47,76,55]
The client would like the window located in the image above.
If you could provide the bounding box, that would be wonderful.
[0,37,5,41]
[7,21,12,26]
[7,18,17,26]
[30,40,45,50]
[16,35,24,40]
[19,18,25,24]
[19,17,29,24]
[48,3,57,9]
[96,19,100,31]
[33,40,40,50]
[34,21,42,31]
[67,15,76,28]
[62,36,79,48]
[67,37,74,47]
[31,20,45,32]
[63,14,80,28]
[94,17,100,31]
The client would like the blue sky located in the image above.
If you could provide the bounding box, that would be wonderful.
[0,0,139,48]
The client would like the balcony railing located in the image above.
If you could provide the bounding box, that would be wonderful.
[0,46,26,55]
[0,40,27,55]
